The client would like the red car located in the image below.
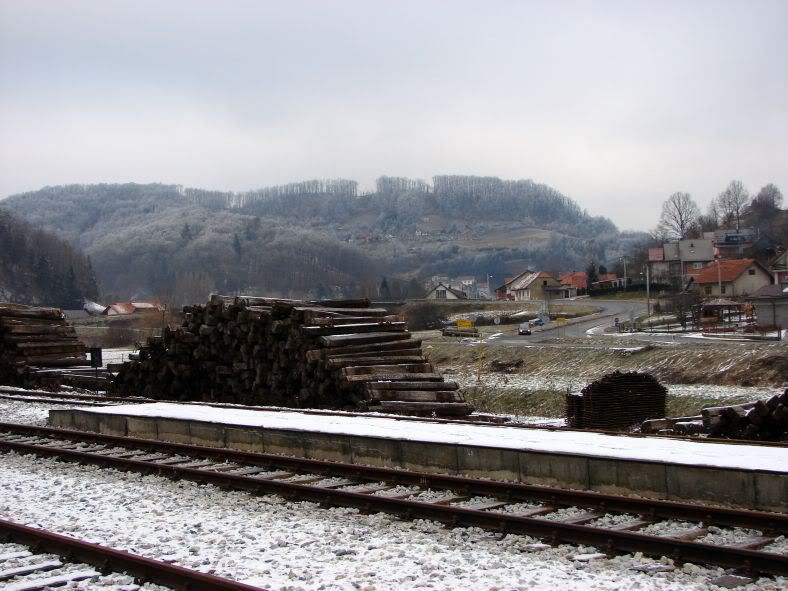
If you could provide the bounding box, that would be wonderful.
[518,323,531,335]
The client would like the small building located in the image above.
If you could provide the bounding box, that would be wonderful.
[559,271,587,296]
[424,282,467,300]
[749,284,788,330]
[453,276,478,299]
[689,259,772,298]
[768,249,788,287]
[497,271,562,301]
[653,238,715,287]
[711,228,755,259]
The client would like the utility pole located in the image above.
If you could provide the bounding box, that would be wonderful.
[717,256,722,296]
[646,264,650,316]
[620,257,628,289]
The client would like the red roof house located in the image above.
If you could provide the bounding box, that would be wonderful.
[690,259,772,298]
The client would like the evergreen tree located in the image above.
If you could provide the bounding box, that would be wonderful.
[232,233,242,258]
[586,261,599,284]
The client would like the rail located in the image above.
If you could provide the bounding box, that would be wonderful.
[1,423,786,575]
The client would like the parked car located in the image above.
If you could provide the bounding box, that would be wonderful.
[518,323,531,335]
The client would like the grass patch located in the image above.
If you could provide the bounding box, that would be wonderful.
[461,386,566,417]
[462,387,757,421]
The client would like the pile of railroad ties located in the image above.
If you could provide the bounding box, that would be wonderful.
[565,371,667,431]
[0,303,109,390]
[642,389,788,441]
[113,295,473,417]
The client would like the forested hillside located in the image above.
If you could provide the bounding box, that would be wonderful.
[2,176,633,302]
[0,208,99,307]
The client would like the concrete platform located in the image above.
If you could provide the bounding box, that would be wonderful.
[48,403,788,512]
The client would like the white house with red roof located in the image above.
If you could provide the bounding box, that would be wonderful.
[689,259,772,298]
[496,270,563,301]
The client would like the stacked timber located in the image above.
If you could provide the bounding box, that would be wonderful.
[566,371,667,430]
[643,390,788,441]
[0,304,88,387]
[113,295,472,417]
[441,327,479,337]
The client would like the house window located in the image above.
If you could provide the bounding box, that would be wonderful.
[720,285,726,294]
[748,269,755,275]
[705,286,712,295]
[693,262,703,269]
[436,289,446,299]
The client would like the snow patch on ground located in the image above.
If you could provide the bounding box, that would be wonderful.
[0,399,52,425]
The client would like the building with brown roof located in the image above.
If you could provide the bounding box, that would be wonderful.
[496,270,562,301]
[559,272,587,296]
[689,258,772,298]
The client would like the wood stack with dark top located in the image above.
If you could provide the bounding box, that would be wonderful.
[566,371,667,430]
[113,295,472,417]
[0,304,88,386]
[642,389,788,441]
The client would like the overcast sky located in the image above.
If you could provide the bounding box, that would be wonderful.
[1,1,786,230]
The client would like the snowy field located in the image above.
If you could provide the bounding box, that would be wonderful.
[453,371,780,401]
[2,451,785,591]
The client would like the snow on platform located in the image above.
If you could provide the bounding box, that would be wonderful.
[79,402,788,473]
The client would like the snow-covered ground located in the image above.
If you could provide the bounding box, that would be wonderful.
[2,452,785,591]
[454,371,779,401]
[101,347,136,367]
[0,541,169,590]
[0,399,51,426]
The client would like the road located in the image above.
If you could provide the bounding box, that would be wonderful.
[490,299,783,346]
[494,299,647,345]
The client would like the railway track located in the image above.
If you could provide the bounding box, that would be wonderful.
[1,422,787,576]
[0,519,264,590]
[3,387,787,447]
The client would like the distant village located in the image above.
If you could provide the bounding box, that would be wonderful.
[424,227,787,333]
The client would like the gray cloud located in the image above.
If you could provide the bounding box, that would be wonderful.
[1,0,786,230]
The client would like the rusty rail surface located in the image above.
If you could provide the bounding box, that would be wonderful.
[1,423,787,575]
[0,518,266,590]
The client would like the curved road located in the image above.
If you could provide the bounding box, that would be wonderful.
[494,299,647,345]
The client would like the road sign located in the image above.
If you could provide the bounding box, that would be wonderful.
[493,316,501,325]
[456,319,473,329]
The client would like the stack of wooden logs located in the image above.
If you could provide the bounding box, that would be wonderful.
[441,327,479,338]
[0,304,89,387]
[642,389,788,441]
[113,295,472,416]
[566,371,667,430]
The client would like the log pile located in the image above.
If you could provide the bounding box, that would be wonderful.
[0,303,90,387]
[113,295,473,417]
[642,389,788,441]
[441,327,479,338]
[566,371,667,430]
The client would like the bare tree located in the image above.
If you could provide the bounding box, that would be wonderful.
[716,180,749,230]
[752,183,783,209]
[656,192,700,239]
